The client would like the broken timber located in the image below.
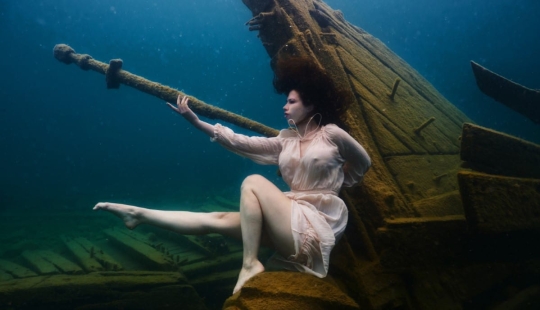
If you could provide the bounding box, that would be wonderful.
[103,228,177,271]
[458,171,540,234]
[21,250,60,275]
[0,259,37,279]
[74,237,123,271]
[0,271,206,310]
[471,61,540,124]
[33,250,84,274]
[459,123,540,233]
[53,44,279,137]
[61,235,104,272]
[461,122,540,179]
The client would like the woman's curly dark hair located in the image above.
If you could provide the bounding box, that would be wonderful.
[272,57,350,130]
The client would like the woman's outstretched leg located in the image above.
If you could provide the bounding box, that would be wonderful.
[93,202,242,239]
[233,174,296,294]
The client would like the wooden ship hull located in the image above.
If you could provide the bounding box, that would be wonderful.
[235,0,540,309]
[3,0,535,309]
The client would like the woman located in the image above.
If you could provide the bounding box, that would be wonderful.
[93,57,371,294]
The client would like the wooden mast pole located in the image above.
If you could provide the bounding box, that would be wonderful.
[53,44,279,137]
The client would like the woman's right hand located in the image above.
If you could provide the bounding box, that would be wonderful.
[167,94,215,137]
[167,95,199,124]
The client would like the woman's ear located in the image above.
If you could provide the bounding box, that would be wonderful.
[305,105,314,113]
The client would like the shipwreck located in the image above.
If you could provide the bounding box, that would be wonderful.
[1,0,539,309]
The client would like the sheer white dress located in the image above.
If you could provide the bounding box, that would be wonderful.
[212,123,371,277]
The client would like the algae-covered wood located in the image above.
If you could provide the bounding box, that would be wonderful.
[0,271,206,310]
[461,123,540,179]
[0,259,37,279]
[459,171,540,234]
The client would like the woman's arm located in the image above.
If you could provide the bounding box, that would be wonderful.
[167,95,282,165]
[327,125,371,186]
[166,95,214,137]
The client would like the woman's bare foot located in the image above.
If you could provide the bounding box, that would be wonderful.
[233,260,265,295]
[93,202,142,229]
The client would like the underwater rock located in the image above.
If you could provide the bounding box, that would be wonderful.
[223,271,360,310]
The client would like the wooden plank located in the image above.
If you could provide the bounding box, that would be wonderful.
[458,171,540,233]
[412,191,463,217]
[103,228,176,271]
[182,251,243,278]
[461,123,540,179]
[385,154,461,202]
[336,44,461,154]
[182,234,228,257]
[35,250,84,275]
[0,259,37,278]
[377,216,467,270]
[154,242,207,265]
[131,229,209,265]
[21,251,60,275]
[0,271,205,309]
[360,98,416,155]
[117,229,212,259]
[139,228,228,257]
[61,235,103,272]
[0,270,13,281]
[471,61,540,124]
[74,238,123,271]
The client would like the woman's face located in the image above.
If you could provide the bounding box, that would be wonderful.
[283,90,313,124]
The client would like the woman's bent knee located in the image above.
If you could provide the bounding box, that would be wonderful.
[241,174,267,190]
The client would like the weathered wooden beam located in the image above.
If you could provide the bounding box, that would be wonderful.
[471,61,540,124]
[182,252,243,279]
[461,123,540,179]
[61,235,104,272]
[21,250,60,275]
[0,271,205,310]
[34,250,84,275]
[103,228,177,271]
[53,44,279,137]
[0,271,13,281]
[73,238,123,271]
[0,259,37,278]
[376,216,467,270]
[458,170,540,234]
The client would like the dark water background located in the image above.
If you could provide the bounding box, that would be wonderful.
[1,0,539,211]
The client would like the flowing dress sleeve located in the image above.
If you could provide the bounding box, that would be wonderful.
[211,123,282,165]
[325,124,371,187]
